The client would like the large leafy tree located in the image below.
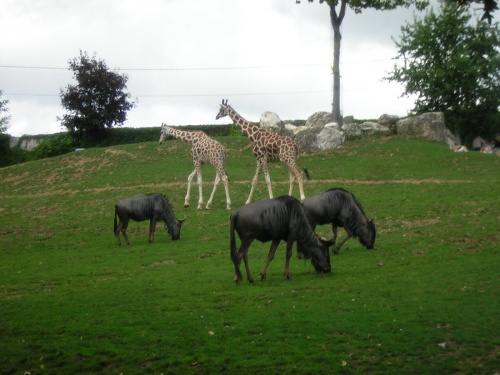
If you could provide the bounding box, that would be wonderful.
[0,90,13,167]
[0,89,10,134]
[454,0,498,23]
[385,2,500,143]
[295,0,428,124]
[59,51,135,143]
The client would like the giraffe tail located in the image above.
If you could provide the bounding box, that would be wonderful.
[302,168,311,180]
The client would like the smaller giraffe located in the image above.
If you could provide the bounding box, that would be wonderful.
[216,99,306,204]
[159,124,231,210]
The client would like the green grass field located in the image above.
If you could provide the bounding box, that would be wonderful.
[1,135,498,374]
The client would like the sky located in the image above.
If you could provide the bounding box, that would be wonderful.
[0,0,445,137]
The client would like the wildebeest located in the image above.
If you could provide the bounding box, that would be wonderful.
[230,195,332,286]
[302,188,376,254]
[114,193,185,245]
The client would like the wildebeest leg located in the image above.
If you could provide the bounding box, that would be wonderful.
[149,216,158,243]
[185,168,197,208]
[246,162,263,205]
[115,219,123,245]
[259,239,280,281]
[334,234,353,255]
[120,218,131,245]
[233,239,253,286]
[329,225,338,253]
[284,240,294,280]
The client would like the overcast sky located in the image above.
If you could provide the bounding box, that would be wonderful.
[1,0,443,137]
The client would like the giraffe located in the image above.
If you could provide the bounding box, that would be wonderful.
[215,99,306,204]
[159,124,231,210]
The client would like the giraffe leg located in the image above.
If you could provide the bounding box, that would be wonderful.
[262,162,273,200]
[296,170,305,201]
[221,171,231,210]
[206,172,220,210]
[196,168,203,210]
[288,167,296,196]
[289,164,305,200]
[246,163,263,205]
[185,169,197,208]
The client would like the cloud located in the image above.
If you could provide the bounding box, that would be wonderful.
[1,0,429,136]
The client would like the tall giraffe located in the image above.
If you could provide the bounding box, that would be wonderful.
[159,124,231,210]
[215,99,306,204]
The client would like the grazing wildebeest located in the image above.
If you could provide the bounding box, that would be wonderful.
[230,195,332,286]
[302,188,376,254]
[114,193,185,245]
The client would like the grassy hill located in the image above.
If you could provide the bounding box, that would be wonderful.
[1,136,498,374]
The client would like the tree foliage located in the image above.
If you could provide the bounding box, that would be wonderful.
[386,2,500,143]
[453,0,498,23]
[295,0,428,124]
[0,89,11,135]
[59,51,135,143]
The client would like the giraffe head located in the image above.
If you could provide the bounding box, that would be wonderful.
[159,123,172,144]
[215,99,230,120]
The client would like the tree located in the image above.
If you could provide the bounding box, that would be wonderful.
[59,51,135,143]
[385,2,500,144]
[295,0,428,124]
[0,89,11,134]
[454,0,498,23]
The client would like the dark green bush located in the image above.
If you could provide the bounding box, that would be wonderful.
[32,134,75,159]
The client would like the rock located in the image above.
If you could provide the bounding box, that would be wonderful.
[305,111,335,128]
[378,114,399,133]
[396,112,449,142]
[295,123,346,152]
[343,115,355,125]
[260,111,282,128]
[358,121,391,137]
[342,123,363,140]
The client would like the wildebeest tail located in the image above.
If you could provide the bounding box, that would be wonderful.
[303,168,311,180]
[114,205,118,233]
[229,213,237,260]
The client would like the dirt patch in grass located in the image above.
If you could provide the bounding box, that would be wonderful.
[143,259,176,267]
[0,178,479,200]
[3,171,31,186]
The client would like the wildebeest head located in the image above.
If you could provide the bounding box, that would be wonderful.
[215,99,230,120]
[166,215,185,240]
[298,236,333,274]
[357,217,376,249]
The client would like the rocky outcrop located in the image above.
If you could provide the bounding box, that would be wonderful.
[258,110,457,152]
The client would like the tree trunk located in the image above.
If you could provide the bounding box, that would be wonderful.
[328,0,347,125]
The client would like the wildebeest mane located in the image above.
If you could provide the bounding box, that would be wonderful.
[277,196,319,259]
[325,188,369,236]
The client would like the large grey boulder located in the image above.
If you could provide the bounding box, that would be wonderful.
[260,111,282,128]
[396,112,449,142]
[342,123,363,140]
[358,121,392,137]
[295,122,346,152]
[305,111,335,128]
[378,114,399,133]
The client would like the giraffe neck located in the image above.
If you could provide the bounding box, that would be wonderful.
[227,107,259,140]
[168,127,199,144]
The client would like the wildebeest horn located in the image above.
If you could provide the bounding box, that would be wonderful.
[319,236,335,247]
[178,215,187,223]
